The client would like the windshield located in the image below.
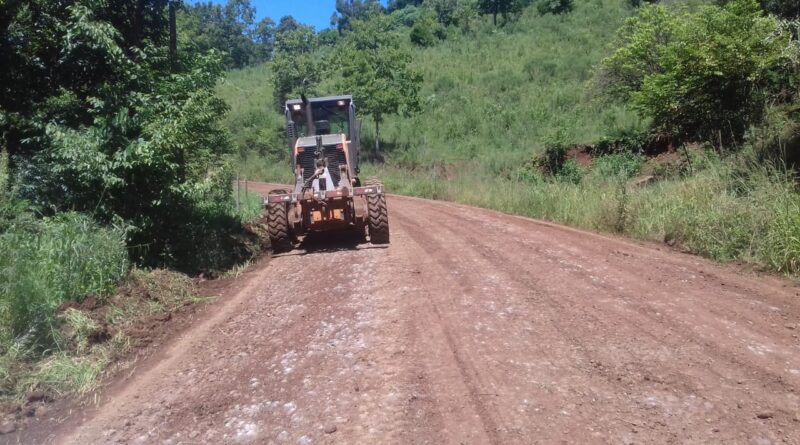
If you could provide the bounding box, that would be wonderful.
[289,101,350,138]
[312,103,349,137]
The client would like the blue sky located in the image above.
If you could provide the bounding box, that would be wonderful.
[189,1,388,31]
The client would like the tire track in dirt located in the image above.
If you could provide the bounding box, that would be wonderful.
[425,198,800,392]
[12,186,800,445]
[389,195,800,443]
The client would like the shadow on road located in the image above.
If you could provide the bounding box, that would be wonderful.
[273,230,389,257]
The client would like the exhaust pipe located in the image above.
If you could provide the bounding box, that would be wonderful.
[301,94,315,136]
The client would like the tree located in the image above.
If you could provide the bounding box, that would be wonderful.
[478,0,523,25]
[410,12,445,46]
[317,28,341,46]
[453,0,480,33]
[272,23,321,108]
[598,0,792,146]
[274,20,316,53]
[337,16,422,154]
[332,0,383,33]
[275,15,300,35]
[427,0,459,26]
[1,0,236,268]
[177,0,258,68]
[252,17,276,61]
[388,0,424,11]
[716,0,800,19]
[760,0,799,19]
[1,0,170,165]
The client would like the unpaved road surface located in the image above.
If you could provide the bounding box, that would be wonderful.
[19,186,800,444]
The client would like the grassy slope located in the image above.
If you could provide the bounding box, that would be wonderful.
[219,0,640,172]
[379,0,641,170]
[221,0,800,276]
[217,64,295,183]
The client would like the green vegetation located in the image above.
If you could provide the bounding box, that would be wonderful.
[222,0,800,277]
[1,268,202,397]
[178,0,272,68]
[374,0,638,168]
[0,212,128,353]
[2,0,799,408]
[369,150,800,274]
[479,0,524,25]
[0,1,268,403]
[271,19,322,106]
[337,15,423,153]
[598,0,792,145]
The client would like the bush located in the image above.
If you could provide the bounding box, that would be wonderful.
[411,14,446,47]
[370,152,800,275]
[593,152,643,179]
[537,0,574,15]
[557,159,583,184]
[540,143,568,175]
[598,0,793,146]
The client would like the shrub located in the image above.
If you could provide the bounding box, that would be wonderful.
[540,143,568,175]
[537,0,574,15]
[593,152,643,179]
[598,0,792,146]
[411,14,445,47]
[557,159,583,184]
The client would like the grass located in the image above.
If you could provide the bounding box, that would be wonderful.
[0,212,129,354]
[366,150,800,275]
[374,0,642,170]
[222,0,644,181]
[232,185,271,222]
[0,152,231,401]
[1,268,203,399]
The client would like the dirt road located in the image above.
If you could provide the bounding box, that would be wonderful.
[25,186,800,444]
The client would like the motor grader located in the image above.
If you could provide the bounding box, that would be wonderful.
[264,95,389,252]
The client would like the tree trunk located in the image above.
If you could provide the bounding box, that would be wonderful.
[493,1,498,26]
[374,117,380,155]
[169,1,177,72]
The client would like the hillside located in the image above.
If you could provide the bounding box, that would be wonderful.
[219,0,800,276]
[220,0,639,174]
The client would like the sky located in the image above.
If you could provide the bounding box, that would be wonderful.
[188,1,388,31]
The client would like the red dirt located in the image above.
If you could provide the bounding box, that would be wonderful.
[7,183,800,444]
[567,145,594,167]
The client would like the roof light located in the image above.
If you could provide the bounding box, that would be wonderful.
[292,104,302,111]
[337,100,346,107]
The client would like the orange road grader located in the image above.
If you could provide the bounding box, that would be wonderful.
[264,95,389,252]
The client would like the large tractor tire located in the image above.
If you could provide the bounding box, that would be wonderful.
[366,179,390,245]
[267,191,293,253]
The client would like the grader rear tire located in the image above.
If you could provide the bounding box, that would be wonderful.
[267,191,293,253]
[366,179,389,245]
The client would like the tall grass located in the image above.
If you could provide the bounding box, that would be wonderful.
[0,213,129,353]
[367,151,800,275]
[1,152,132,397]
